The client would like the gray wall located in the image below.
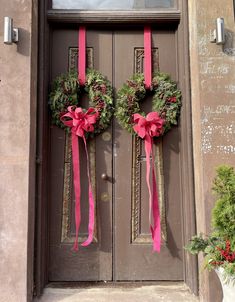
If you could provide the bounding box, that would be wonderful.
[189,0,235,301]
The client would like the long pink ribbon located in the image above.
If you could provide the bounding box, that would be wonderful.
[81,135,95,247]
[71,132,81,251]
[78,26,86,86]
[61,106,98,250]
[150,141,161,252]
[133,112,164,252]
[144,26,152,89]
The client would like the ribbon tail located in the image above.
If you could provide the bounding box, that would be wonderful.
[144,135,153,232]
[81,136,95,247]
[151,145,161,253]
[71,133,81,251]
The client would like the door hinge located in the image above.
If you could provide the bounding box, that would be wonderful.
[36,157,42,165]
[33,281,37,297]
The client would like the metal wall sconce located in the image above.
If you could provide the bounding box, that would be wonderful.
[4,17,19,44]
[210,17,225,45]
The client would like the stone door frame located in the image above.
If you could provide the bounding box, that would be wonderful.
[34,0,198,297]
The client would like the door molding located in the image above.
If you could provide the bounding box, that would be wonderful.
[47,10,180,24]
[176,0,198,295]
[35,0,198,296]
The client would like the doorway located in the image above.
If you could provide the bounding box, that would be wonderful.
[36,0,197,295]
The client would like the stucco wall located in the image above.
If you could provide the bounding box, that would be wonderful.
[0,1,36,302]
[188,0,235,301]
[0,0,235,301]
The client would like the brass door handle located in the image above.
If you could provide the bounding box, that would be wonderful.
[101,173,109,180]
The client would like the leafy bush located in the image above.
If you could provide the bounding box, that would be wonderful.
[212,165,235,246]
[186,165,235,279]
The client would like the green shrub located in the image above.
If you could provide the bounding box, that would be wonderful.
[212,165,235,246]
[185,165,235,279]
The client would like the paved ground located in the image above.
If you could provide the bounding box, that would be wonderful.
[35,282,199,302]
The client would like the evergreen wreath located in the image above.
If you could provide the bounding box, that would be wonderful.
[115,72,181,135]
[49,68,113,137]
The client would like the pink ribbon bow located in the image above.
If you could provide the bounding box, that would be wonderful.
[61,106,99,250]
[133,112,164,252]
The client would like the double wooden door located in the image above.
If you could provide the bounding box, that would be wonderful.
[49,28,183,281]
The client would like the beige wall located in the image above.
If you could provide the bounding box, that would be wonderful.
[0,1,37,302]
[0,0,235,301]
[188,0,235,301]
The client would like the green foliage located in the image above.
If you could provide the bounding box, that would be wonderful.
[115,72,181,135]
[185,165,235,279]
[223,262,235,281]
[212,165,235,245]
[49,70,79,130]
[49,69,113,137]
[115,73,146,134]
[185,234,215,255]
[152,73,181,133]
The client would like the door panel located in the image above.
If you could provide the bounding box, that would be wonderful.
[114,30,183,280]
[49,30,113,281]
[48,28,183,281]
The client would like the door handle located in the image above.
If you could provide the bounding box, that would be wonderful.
[101,173,109,181]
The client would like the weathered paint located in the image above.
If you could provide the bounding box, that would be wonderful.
[188,1,235,301]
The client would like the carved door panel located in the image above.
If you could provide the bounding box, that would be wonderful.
[114,31,183,280]
[48,28,183,281]
[49,29,113,281]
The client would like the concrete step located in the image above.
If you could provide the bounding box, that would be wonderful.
[34,282,199,302]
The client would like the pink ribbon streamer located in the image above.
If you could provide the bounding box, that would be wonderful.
[133,112,164,252]
[78,26,86,86]
[144,26,152,89]
[61,106,99,250]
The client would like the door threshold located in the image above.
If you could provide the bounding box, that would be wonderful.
[47,280,183,289]
[35,282,199,302]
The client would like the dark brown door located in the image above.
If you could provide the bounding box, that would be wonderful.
[49,28,183,281]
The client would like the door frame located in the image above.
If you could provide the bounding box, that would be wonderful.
[35,0,198,296]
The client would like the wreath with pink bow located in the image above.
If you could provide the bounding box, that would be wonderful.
[115,72,181,253]
[115,72,181,136]
[49,68,113,138]
[49,68,113,251]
